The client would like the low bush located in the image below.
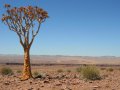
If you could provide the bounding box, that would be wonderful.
[1,67,13,75]
[67,69,71,73]
[16,70,22,73]
[81,66,101,80]
[33,71,46,79]
[33,71,39,77]
[107,68,114,72]
[57,69,63,73]
[100,67,106,70]
[76,67,82,72]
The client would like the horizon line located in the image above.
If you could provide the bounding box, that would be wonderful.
[0,54,119,57]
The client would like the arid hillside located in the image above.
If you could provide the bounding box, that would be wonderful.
[0,55,120,65]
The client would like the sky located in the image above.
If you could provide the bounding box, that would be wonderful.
[0,0,120,56]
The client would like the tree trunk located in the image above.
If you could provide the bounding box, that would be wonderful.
[22,48,33,80]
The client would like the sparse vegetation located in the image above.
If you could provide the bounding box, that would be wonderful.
[100,67,106,70]
[33,71,46,79]
[0,67,13,75]
[107,68,114,72]
[57,69,63,73]
[76,67,82,72]
[67,69,71,73]
[33,71,39,77]
[16,70,22,73]
[81,66,101,80]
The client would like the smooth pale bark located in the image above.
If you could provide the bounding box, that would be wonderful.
[22,48,33,80]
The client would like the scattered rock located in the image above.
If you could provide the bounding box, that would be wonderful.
[55,81,62,86]
[37,88,40,90]
[34,82,38,84]
[60,79,66,83]
[28,87,33,90]
[92,85,100,88]
[55,74,66,79]
[71,79,80,85]
[105,85,110,88]
[4,82,10,85]
[41,85,44,87]
[61,85,67,90]
[29,81,32,84]
[73,74,77,78]
[89,81,93,83]
[66,87,72,90]
[46,75,53,79]
[44,80,49,83]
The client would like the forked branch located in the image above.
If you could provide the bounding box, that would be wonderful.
[2,4,48,49]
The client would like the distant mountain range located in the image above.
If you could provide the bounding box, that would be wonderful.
[0,54,120,65]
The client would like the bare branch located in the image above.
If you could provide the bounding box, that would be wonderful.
[34,22,41,36]
[29,22,41,47]
[2,5,48,49]
[17,33,24,48]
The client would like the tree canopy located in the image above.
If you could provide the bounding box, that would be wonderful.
[2,4,48,48]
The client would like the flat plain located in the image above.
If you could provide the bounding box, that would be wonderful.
[0,55,120,90]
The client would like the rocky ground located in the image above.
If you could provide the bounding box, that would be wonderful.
[0,65,120,90]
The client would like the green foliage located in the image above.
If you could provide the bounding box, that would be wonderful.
[76,67,82,72]
[33,71,39,77]
[81,66,101,80]
[107,68,114,72]
[57,69,63,73]
[33,71,46,79]
[67,69,71,73]
[1,67,13,75]
[16,70,22,73]
[100,67,106,70]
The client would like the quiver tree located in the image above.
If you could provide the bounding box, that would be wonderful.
[2,4,48,80]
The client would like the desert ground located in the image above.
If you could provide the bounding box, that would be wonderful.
[0,55,120,90]
[0,65,120,90]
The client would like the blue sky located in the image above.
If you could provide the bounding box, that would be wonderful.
[0,0,120,56]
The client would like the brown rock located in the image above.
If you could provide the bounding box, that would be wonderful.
[71,79,80,85]
[55,81,62,86]
[67,87,72,90]
[28,88,33,90]
[93,86,100,88]
[44,80,49,83]
[4,82,10,85]
[41,85,44,87]
[61,85,67,90]
[29,81,32,84]
[37,88,40,90]
[89,81,93,83]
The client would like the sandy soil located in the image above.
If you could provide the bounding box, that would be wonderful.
[0,65,120,90]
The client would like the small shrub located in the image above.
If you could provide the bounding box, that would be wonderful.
[107,68,114,72]
[16,70,22,73]
[1,67,13,75]
[33,71,46,79]
[57,69,63,73]
[76,67,82,72]
[81,66,101,80]
[33,71,39,77]
[67,69,71,73]
[100,67,106,70]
